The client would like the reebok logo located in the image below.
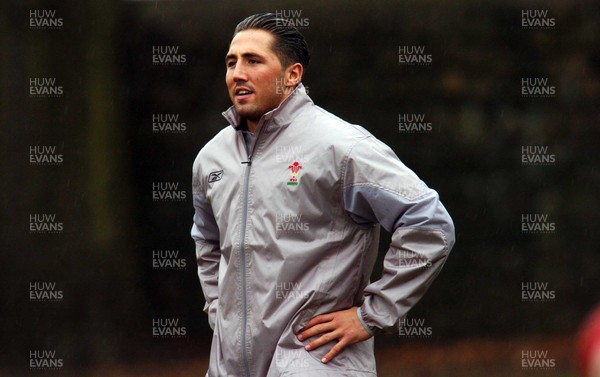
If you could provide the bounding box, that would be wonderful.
[208,170,223,183]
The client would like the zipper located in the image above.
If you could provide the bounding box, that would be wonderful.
[239,122,267,377]
[240,160,251,376]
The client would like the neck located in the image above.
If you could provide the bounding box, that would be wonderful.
[243,89,296,133]
[247,119,258,133]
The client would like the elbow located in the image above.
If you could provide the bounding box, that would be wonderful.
[438,207,455,255]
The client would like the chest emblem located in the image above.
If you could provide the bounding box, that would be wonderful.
[208,170,223,183]
[287,161,302,186]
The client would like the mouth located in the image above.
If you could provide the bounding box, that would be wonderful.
[234,87,254,100]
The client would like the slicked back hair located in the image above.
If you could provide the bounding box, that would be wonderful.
[233,13,310,71]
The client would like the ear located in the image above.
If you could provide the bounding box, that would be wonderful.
[284,63,303,87]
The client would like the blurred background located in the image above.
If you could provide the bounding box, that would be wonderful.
[1,0,599,376]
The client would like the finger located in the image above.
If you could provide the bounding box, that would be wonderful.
[298,322,334,341]
[303,313,334,330]
[321,338,348,363]
[304,330,339,351]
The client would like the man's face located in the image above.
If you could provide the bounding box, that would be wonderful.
[225,29,287,123]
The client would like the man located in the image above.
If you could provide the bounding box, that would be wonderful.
[191,13,455,376]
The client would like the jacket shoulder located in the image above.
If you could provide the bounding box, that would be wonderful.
[193,126,236,168]
[300,105,373,147]
[192,126,236,192]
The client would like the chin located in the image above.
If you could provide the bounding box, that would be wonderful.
[236,108,262,122]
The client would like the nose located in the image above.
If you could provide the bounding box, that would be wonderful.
[231,63,247,82]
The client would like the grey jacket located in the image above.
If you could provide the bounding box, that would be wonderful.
[191,84,455,376]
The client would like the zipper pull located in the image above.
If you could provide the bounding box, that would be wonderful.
[241,160,252,166]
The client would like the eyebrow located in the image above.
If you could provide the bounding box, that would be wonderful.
[225,52,264,62]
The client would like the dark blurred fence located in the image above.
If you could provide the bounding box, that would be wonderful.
[1,0,599,374]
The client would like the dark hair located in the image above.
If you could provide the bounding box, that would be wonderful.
[234,13,310,71]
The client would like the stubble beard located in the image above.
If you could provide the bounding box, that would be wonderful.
[233,73,288,124]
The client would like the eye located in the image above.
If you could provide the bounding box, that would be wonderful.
[248,59,259,65]
[226,60,236,68]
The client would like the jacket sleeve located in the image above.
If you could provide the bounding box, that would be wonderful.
[342,136,455,335]
[191,157,221,330]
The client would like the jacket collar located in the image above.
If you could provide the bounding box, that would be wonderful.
[222,83,313,131]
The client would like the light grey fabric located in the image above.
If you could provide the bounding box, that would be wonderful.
[191,84,455,376]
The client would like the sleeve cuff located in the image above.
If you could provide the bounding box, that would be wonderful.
[356,307,376,336]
